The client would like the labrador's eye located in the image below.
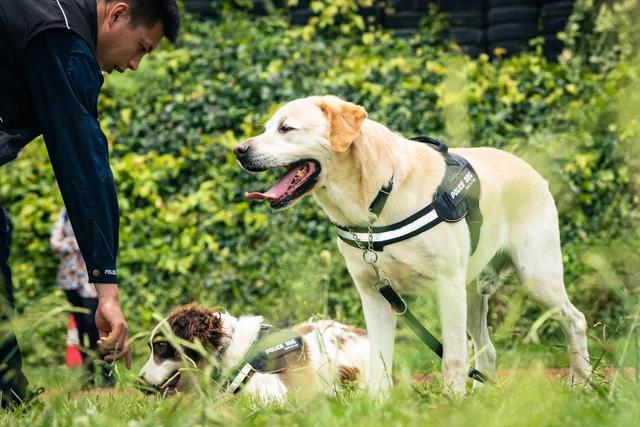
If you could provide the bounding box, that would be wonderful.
[279,123,295,133]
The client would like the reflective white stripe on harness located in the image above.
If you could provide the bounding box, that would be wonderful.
[55,0,70,29]
[226,363,254,394]
[335,209,439,244]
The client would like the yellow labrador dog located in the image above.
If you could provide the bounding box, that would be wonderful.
[234,95,591,394]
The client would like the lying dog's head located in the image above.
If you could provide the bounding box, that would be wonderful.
[234,95,367,209]
[138,304,228,395]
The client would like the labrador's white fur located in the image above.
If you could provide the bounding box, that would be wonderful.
[235,95,592,394]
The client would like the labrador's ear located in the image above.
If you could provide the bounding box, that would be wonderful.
[316,96,367,152]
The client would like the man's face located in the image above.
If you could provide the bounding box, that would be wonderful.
[96,2,164,74]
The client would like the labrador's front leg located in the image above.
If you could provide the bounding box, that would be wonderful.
[353,273,397,395]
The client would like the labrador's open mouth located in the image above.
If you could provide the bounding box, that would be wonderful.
[245,159,321,209]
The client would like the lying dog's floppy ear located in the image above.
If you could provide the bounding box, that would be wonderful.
[168,305,226,350]
[317,96,367,152]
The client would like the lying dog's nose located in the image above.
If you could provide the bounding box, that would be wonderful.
[234,142,251,158]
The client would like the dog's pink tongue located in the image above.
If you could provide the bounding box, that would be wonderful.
[245,166,300,201]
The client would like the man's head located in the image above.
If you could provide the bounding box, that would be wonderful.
[96,0,180,74]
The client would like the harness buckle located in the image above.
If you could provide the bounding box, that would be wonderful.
[226,363,254,394]
[377,278,407,315]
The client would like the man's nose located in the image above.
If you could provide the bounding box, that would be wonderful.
[128,55,143,71]
[234,141,252,159]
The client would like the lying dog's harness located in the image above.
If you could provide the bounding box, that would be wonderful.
[335,136,489,384]
[220,326,305,394]
[334,136,483,254]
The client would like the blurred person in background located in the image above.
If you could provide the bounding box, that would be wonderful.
[51,209,113,388]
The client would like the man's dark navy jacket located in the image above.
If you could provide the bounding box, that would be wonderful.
[0,0,119,284]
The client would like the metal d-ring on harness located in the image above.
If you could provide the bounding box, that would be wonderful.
[344,136,489,384]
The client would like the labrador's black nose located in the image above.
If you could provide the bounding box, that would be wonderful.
[234,142,251,158]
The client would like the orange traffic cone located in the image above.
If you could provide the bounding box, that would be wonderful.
[66,314,83,367]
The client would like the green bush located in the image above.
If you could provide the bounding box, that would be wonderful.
[1,1,638,366]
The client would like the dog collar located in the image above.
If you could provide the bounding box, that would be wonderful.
[217,322,272,362]
[368,175,394,216]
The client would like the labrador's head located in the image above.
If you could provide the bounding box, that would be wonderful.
[234,96,367,209]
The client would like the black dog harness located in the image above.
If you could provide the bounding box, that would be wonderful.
[220,326,305,394]
[334,136,483,254]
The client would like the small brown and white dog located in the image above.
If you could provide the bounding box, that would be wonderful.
[139,304,369,402]
[233,95,592,395]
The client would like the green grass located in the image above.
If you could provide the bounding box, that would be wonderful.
[3,341,639,427]
[4,295,639,426]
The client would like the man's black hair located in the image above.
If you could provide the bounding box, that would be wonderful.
[107,0,180,43]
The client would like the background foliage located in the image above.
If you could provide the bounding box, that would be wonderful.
[0,0,638,372]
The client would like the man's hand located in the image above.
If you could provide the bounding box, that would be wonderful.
[94,283,132,369]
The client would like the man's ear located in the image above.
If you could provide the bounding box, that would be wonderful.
[317,96,367,152]
[107,2,130,27]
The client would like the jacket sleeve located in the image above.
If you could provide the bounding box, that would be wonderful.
[24,29,119,284]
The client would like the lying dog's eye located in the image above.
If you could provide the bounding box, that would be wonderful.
[154,341,172,356]
[279,123,295,133]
